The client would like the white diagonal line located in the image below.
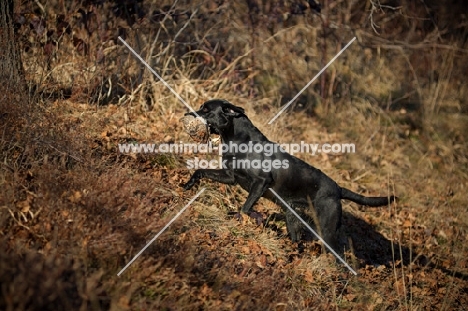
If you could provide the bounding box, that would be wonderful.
[268,37,357,124]
[117,188,205,276]
[118,36,205,122]
[268,188,357,275]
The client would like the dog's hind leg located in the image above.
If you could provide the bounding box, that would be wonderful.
[313,197,342,253]
[285,208,304,242]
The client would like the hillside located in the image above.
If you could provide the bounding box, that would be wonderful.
[1,0,467,310]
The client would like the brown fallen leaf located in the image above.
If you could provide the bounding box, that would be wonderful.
[255,254,267,269]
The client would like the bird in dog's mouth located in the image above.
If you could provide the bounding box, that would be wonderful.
[180,114,220,145]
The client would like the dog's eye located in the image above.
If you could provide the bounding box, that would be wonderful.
[202,107,208,112]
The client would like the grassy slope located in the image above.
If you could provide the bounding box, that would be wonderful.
[1,0,467,310]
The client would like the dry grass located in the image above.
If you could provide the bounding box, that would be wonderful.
[1,0,467,310]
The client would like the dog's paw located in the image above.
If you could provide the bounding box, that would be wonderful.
[182,180,195,190]
[227,211,263,225]
[249,211,264,226]
[228,211,243,221]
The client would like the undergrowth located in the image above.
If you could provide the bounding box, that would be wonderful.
[1,0,467,310]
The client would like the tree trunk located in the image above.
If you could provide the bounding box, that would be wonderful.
[0,0,26,94]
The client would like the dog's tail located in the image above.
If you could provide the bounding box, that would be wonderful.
[341,187,395,207]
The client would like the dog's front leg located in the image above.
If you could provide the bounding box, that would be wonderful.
[183,169,236,190]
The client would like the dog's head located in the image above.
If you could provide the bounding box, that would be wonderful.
[185,99,245,135]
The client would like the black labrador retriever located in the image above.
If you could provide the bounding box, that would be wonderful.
[183,99,395,251]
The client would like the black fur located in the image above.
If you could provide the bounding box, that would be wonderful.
[183,99,395,251]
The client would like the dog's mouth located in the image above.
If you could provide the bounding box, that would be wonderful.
[200,119,221,145]
[195,115,218,135]
[206,122,219,135]
[183,111,220,138]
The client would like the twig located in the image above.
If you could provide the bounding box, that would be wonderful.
[358,30,468,53]
[33,0,46,16]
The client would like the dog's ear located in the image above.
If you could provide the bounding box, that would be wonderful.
[222,102,245,117]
